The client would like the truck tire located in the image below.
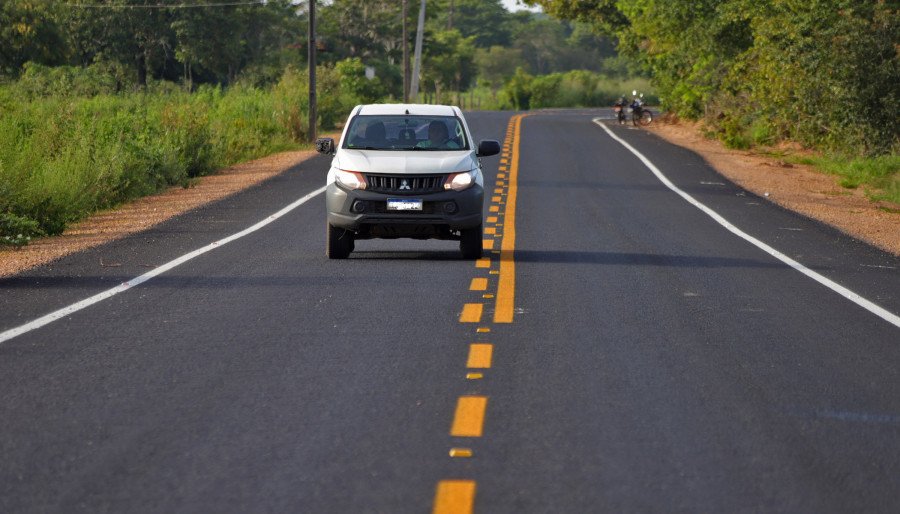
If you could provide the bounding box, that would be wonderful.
[459,224,483,260]
[326,223,353,259]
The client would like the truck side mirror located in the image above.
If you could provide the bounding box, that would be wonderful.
[315,137,335,155]
[477,140,500,157]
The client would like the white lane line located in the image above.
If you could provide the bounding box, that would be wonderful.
[0,185,327,345]
[593,118,900,329]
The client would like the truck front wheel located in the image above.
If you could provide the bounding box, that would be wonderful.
[459,224,483,260]
[327,223,354,259]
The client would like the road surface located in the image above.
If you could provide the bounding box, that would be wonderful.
[1,110,898,513]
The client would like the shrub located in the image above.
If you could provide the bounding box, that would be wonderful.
[0,213,43,247]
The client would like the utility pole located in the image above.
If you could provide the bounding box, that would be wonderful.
[409,0,425,102]
[402,0,409,103]
[308,0,317,142]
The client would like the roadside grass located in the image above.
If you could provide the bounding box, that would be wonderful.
[786,154,900,205]
[690,116,899,207]
[0,70,328,246]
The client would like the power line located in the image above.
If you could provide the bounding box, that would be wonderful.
[67,1,268,9]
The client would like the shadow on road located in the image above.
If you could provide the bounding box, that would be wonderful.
[513,249,790,269]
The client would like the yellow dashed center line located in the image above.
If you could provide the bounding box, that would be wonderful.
[433,115,525,514]
[459,303,483,323]
[469,277,488,291]
[450,396,488,437]
[467,344,493,369]
[433,480,476,514]
[495,114,525,323]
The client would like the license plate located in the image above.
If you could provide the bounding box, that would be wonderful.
[387,198,423,211]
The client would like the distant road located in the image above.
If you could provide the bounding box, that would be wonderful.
[1,110,898,513]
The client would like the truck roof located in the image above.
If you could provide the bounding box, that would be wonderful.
[355,104,459,116]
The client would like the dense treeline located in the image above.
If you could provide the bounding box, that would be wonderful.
[529,0,899,158]
[0,0,636,99]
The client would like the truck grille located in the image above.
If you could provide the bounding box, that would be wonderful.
[365,174,446,194]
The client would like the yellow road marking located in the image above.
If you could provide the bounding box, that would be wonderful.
[495,114,524,323]
[459,303,483,323]
[497,173,506,178]
[489,205,500,213]
[450,396,488,437]
[475,258,491,268]
[486,216,498,223]
[483,239,494,250]
[491,196,502,203]
[469,277,488,291]
[484,227,496,235]
[433,480,476,514]
[467,344,493,368]
[494,188,504,194]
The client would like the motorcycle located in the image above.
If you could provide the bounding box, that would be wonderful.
[630,91,653,126]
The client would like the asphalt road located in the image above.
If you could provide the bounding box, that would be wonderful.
[1,110,898,513]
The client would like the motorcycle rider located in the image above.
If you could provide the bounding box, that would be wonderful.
[614,95,628,123]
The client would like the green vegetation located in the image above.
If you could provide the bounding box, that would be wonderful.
[529,0,899,202]
[1,0,650,245]
[788,154,900,204]
[9,0,892,245]
[0,67,357,245]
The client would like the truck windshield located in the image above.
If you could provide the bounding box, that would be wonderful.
[343,115,469,151]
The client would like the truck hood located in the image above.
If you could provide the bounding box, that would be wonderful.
[335,149,477,175]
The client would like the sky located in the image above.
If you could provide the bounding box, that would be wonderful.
[501,0,542,13]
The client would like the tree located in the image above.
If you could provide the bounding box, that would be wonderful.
[431,0,514,48]
[64,0,175,87]
[422,29,476,103]
[0,1,67,75]
[475,46,524,101]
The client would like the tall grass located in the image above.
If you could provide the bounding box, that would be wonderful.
[0,67,351,245]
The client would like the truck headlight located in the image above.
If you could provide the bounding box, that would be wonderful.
[335,169,367,190]
[444,170,477,192]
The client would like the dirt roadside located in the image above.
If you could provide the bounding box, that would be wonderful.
[1,119,897,278]
[645,120,899,256]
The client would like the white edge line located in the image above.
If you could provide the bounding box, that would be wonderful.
[592,118,900,329]
[0,185,328,345]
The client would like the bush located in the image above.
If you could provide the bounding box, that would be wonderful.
[0,213,43,247]
[501,69,656,110]
[0,66,350,242]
